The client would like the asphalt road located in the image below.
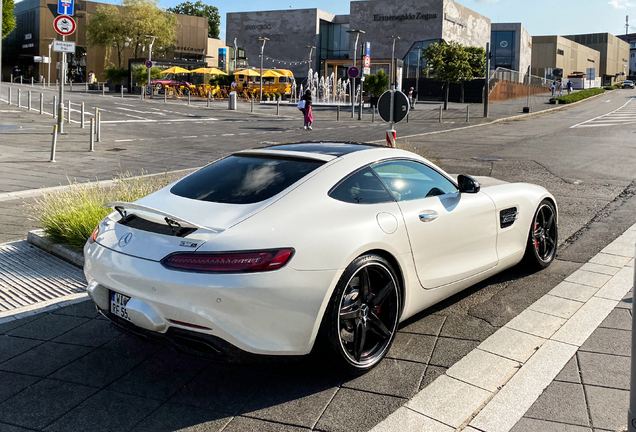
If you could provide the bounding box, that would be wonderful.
[1,84,635,431]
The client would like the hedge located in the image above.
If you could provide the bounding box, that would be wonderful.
[555,88,605,104]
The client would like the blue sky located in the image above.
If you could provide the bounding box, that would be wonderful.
[196,0,634,41]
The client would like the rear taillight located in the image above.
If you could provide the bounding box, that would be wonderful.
[89,225,100,244]
[160,249,294,273]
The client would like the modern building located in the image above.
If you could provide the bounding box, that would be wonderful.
[616,32,636,76]
[563,33,630,85]
[490,23,532,82]
[2,0,209,84]
[226,0,491,87]
[531,36,601,86]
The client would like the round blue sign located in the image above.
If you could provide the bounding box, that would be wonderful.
[145,60,153,68]
[348,67,360,78]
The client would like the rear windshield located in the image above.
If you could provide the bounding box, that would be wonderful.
[170,155,324,204]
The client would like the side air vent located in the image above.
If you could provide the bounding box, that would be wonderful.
[500,207,519,229]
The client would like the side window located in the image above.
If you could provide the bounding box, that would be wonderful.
[329,167,394,204]
[371,160,458,201]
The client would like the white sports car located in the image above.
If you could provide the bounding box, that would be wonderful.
[84,142,558,371]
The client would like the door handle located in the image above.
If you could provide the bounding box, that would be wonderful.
[419,211,438,222]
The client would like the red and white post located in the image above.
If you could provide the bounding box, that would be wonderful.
[386,129,396,147]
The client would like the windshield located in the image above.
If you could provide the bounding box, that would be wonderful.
[170,155,324,204]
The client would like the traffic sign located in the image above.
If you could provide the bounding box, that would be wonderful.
[52,40,75,53]
[364,55,371,68]
[348,67,360,79]
[363,67,370,75]
[377,90,409,124]
[145,60,153,68]
[53,15,76,36]
[58,0,74,16]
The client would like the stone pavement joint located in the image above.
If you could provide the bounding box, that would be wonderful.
[371,223,635,432]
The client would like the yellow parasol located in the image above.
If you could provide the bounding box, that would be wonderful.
[262,70,283,78]
[190,67,228,75]
[233,69,261,77]
[160,66,190,74]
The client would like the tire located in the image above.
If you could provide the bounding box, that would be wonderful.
[523,199,558,270]
[155,82,163,90]
[319,254,401,372]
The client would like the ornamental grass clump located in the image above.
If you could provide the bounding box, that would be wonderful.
[27,171,177,250]
[555,87,605,104]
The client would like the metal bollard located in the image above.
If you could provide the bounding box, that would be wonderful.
[251,98,254,113]
[50,125,58,162]
[53,96,57,118]
[31,77,34,86]
[337,105,340,121]
[67,100,71,123]
[39,93,43,114]
[207,91,210,108]
[102,84,105,96]
[96,112,101,142]
[439,105,442,122]
[277,99,279,116]
[89,119,95,152]
[42,79,45,88]
[20,76,23,85]
[406,112,409,123]
[7,87,11,105]
[17,88,21,108]
[140,90,143,101]
[466,105,470,122]
[70,81,73,92]
[28,91,31,111]
[164,90,167,103]
[81,102,85,128]
[121,85,124,98]
[188,92,191,105]
[85,82,88,93]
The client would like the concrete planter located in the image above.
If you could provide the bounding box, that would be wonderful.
[27,229,84,268]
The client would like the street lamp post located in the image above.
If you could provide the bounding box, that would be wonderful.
[44,37,56,87]
[388,36,400,90]
[347,29,365,117]
[258,37,269,102]
[145,35,157,99]
[416,46,422,94]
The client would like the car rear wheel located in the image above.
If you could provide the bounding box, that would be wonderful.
[523,199,558,269]
[320,254,401,372]
[155,82,163,90]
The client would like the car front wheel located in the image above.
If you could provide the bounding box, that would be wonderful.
[523,199,558,269]
[320,254,401,372]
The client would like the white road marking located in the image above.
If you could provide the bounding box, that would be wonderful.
[115,139,134,142]
[571,99,635,128]
[100,118,218,124]
[182,136,197,138]
[222,133,234,136]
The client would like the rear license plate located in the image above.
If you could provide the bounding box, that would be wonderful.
[110,292,132,322]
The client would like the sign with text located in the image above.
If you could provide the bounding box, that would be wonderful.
[52,40,76,53]
[57,0,74,16]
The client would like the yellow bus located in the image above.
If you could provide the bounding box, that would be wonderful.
[234,69,295,95]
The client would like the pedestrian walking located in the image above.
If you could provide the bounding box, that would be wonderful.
[550,81,556,97]
[567,80,573,95]
[557,81,563,96]
[411,88,418,110]
[408,87,414,109]
[88,71,95,84]
[302,89,313,130]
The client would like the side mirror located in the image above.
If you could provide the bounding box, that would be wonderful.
[457,174,481,193]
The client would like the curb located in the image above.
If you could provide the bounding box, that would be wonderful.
[27,229,84,268]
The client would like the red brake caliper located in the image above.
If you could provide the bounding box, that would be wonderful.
[534,222,539,249]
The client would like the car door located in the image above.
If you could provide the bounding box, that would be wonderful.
[371,160,499,289]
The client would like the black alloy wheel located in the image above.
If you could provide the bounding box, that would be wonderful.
[524,200,558,269]
[322,254,400,372]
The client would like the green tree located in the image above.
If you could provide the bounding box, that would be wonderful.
[2,0,16,39]
[133,65,162,85]
[363,69,389,96]
[421,41,479,110]
[167,1,220,39]
[85,0,176,68]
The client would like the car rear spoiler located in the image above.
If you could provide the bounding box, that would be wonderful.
[104,201,224,234]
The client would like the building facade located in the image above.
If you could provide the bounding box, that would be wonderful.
[563,33,630,85]
[616,32,636,77]
[226,0,491,85]
[2,0,209,83]
[490,23,532,81]
[531,36,601,86]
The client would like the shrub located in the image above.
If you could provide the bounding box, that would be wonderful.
[274,92,281,99]
[104,66,128,84]
[555,88,605,104]
[26,171,185,250]
[132,65,162,86]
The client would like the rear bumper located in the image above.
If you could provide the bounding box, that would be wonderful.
[83,242,339,356]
